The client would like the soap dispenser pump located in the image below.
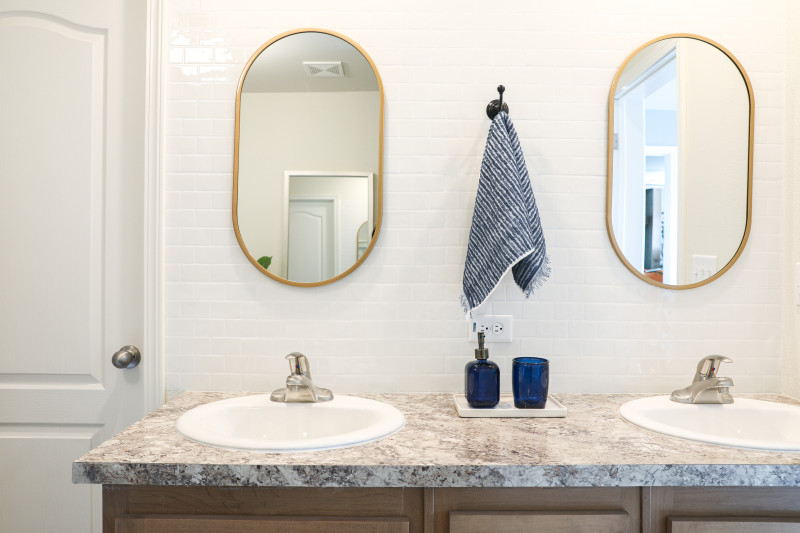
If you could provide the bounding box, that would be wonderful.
[465,332,500,408]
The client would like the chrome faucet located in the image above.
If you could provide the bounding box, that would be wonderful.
[670,355,734,404]
[270,352,333,403]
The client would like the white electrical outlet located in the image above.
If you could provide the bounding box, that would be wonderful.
[691,254,717,283]
[468,315,512,342]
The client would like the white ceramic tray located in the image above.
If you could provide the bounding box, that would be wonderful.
[453,393,567,418]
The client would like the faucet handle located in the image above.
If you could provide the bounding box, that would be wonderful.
[696,355,733,380]
[286,352,311,378]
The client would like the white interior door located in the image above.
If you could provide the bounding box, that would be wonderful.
[287,198,337,282]
[615,90,646,271]
[0,2,148,531]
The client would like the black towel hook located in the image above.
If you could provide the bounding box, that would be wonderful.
[486,85,509,120]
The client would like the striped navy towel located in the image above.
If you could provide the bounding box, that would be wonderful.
[460,111,550,314]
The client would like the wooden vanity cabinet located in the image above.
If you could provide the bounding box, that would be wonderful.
[115,516,409,533]
[646,487,800,533]
[104,486,423,533]
[103,486,640,533]
[103,486,800,533]
[434,487,640,533]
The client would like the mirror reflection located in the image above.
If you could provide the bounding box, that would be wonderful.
[607,35,753,288]
[233,29,383,286]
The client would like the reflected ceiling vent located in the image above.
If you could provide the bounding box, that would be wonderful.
[303,61,344,77]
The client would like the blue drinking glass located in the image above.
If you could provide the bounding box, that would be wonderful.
[512,357,549,409]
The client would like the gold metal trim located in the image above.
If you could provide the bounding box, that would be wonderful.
[605,33,754,290]
[232,28,385,287]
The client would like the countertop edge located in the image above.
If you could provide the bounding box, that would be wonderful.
[72,461,800,488]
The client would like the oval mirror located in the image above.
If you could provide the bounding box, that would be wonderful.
[233,29,383,286]
[606,34,753,289]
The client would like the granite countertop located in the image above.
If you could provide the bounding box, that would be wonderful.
[72,392,800,488]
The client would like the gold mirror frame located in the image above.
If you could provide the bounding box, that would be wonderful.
[606,33,754,290]
[232,28,384,287]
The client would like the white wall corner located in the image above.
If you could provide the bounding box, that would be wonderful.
[784,1,800,400]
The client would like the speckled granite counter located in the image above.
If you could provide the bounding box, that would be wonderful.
[72,392,800,488]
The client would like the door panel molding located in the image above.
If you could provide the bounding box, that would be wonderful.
[0,11,106,381]
[0,422,103,439]
[0,422,103,532]
[0,373,103,389]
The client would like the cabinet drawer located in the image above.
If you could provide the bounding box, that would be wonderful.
[668,516,800,533]
[116,515,409,533]
[450,511,631,533]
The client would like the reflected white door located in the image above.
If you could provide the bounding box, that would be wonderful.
[0,2,147,532]
[287,198,337,282]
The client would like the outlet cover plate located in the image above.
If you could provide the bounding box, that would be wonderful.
[468,315,512,343]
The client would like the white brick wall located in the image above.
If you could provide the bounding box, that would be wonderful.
[164,0,786,395]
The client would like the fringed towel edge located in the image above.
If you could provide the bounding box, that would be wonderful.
[521,255,551,300]
[459,249,551,316]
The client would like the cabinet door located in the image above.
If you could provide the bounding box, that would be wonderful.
[668,517,800,533]
[434,487,641,532]
[116,515,409,533]
[450,511,630,533]
[647,488,800,533]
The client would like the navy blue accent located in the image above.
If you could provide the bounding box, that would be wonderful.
[465,359,500,408]
[460,111,550,314]
[512,357,549,409]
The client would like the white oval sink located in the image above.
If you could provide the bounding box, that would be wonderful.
[176,394,405,452]
[620,396,800,451]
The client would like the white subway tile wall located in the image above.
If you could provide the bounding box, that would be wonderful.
[165,0,785,394]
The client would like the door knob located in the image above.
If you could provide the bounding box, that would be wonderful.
[112,345,141,369]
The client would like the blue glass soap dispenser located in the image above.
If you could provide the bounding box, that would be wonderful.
[465,332,500,408]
